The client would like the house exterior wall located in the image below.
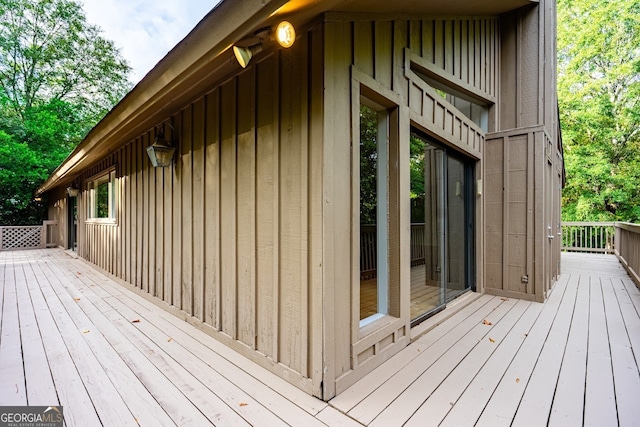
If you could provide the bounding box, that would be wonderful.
[321,2,561,397]
[47,26,325,397]
[322,14,499,398]
[44,0,562,402]
[485,3,563,302]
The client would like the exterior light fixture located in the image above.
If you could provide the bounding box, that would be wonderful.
[233,44,263,68]
[146,125,176,167]
[232,22,295,68]
[276,21,295,48]
[67,186,79,197]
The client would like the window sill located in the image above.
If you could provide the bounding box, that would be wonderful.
[359,314,399,339]
[85,219,117,225]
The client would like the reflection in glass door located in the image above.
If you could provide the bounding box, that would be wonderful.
[410,132,474,325]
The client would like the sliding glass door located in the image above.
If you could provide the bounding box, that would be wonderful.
[410,131,474,325]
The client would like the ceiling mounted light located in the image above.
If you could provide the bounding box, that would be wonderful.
[276,21,295,48]
[233,44,263,68]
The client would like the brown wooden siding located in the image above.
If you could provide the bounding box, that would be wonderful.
[484,127,562,302]
[43,4,562,402]
[408,18,499,100]
[324,15,499,398]
[48,27,324,397]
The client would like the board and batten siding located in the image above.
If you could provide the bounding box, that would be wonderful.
[43,6,562,401]
[323,14,498,398]
[484,127,563,302]
[484,3,562,303]
[49,27,325,397]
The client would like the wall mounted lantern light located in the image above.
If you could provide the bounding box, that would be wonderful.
[146,125,176,167]
[67,186,79,197]
[233,21,296,68]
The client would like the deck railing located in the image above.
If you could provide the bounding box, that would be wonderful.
[361,223,426,280]
[615,222,640,286]
[0,221,58,251]
[561,222,616,254]
[561,221,640,287]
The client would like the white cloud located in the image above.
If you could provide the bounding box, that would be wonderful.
[82,0,218,83]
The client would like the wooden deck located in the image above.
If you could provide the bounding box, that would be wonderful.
[332,252,640,426]
[0,249,359,427]
[2,250,640,426]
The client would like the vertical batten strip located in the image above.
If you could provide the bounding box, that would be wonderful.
[163,124,173,306]
[171,118,182,309]
[256,57,276,358]
[308,24,324,396]
[125,143,131,284]
[136,137,144,288]
[204,89,221,329]
[236,68,257,348]
[220,79,237,339]
[181,106,194,316]
[192,98,205,321]
[299,35,310,378]
[153,126,163,301]
[272,54,281,363]
[142,132,149,293]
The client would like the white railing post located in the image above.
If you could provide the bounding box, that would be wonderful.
[561,222,616,254]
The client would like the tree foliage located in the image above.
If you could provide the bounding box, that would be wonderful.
[559,0,640,221]
[0,0,131,225]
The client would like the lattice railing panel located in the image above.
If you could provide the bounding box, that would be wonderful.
[0,226,43,250]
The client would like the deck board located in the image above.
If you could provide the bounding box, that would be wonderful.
[584,276,618,427]
[548,275,589,427]
[439,300,543,426]
[474,273,569,427]
[602,276,640,427]
[370,297,519,427]
[511,273,579,426]
[340,252,640,427]
[2,250,640,426]
[404,299,531,426]
[17,259,59,406]
[346,296,502,424]
[63,252,328,423]
[0,256,27,406]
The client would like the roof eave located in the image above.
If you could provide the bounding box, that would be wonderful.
[37,0,288,196]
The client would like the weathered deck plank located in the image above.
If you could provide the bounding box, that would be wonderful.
[548,275,589,427]
[584,276,618,426]
[1,250,639,426]
[0,255,27,405]
[17,259,59,406]
[336,252,640,427]
[60,251,329,424]
[404,299,531,426]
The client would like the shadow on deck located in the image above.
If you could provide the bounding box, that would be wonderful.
[1,250,639,426]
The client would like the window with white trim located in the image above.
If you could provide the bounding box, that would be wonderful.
[358,91,400,328]
[87,170,116,220]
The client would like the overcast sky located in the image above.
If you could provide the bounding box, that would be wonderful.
[82,0,220,84]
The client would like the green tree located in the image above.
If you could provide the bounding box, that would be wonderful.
[0,0,131,225]
[558,0,640,222]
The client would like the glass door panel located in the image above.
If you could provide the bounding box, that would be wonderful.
[410,131,474,325]
[410,135,446,321]
[446,156,467,302]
